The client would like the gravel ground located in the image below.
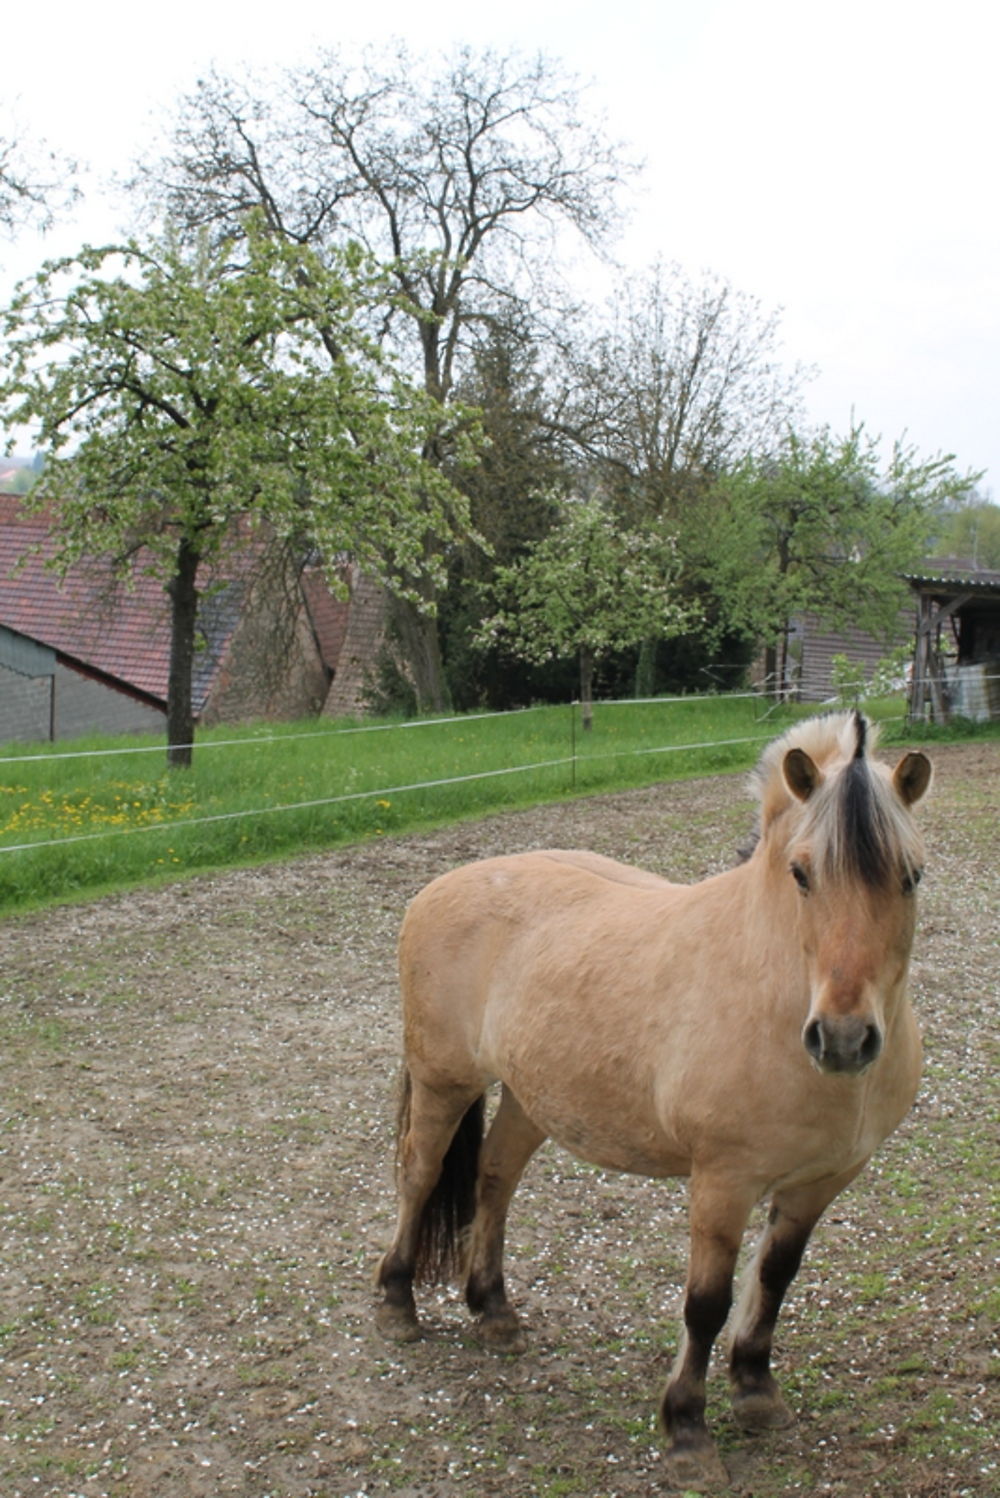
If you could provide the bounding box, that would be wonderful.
[0,739,997,1498]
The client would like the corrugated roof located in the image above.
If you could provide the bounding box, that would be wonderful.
[905,559,1000,589]
[0,494,251,712]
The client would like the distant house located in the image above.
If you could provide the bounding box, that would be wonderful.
[0,495,383,744]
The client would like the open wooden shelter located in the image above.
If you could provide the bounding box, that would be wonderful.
[906,562,1000,722]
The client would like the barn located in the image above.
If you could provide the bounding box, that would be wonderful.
[0,495,377,744]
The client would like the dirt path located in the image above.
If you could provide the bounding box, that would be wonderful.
[0,741,997,1497]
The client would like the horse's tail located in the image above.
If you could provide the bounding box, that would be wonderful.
[395,1067,485,1285]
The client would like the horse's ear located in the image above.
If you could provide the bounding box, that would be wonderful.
[783,747,822,802]
[893,750,932,807]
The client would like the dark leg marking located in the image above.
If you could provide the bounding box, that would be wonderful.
[729,1205,814,1430]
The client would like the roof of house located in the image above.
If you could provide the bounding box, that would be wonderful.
[0,494,249,712]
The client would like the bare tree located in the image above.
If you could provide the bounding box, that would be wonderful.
[0,127,79,239]
[135,44,634,710]
[569,260,807,522]
[550,261,808,691]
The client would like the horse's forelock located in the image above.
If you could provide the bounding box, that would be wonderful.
[803,752,923,889]
[751,711,871,816]
[832,754,892,887]
[753,712,921,888]
[852,707,868,760]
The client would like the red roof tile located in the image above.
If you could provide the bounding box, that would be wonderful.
[0,494,248,710]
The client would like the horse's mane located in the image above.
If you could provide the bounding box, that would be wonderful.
[750,711,924,888]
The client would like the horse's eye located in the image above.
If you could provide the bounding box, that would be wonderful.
[902,867,923,896]
[790,862,810,894]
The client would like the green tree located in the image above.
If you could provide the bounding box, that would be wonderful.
[0,225,471,764]
[702,424,979,692]
[930,490,1000,568]
[136,44,632,710]
[479,499,690,728]
[441,319,570,709]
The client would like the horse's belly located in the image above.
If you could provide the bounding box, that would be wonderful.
[497,1055,691,1179]
[548,1119,690,1179]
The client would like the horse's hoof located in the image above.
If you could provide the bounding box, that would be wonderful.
[475,1311,527,1355]
[731,1387,795,1431]
[663,1442,728,1492]
[376,1301,422,1344]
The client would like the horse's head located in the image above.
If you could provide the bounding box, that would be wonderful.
[756,712,932,1076]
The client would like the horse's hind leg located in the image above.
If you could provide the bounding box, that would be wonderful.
[376,1071,485,1343]
[464,1084,546,1352]
[728,1163,865,1431]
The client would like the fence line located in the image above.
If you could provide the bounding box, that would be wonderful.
[0,688,934,863]
[0,755,577,855]
[0,727,783,858]
[0,704,544,767]
[0,689,808,771]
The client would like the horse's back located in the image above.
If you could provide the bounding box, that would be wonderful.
[399,849,679,980]
[532,848,677,890]
[405,848,677,916]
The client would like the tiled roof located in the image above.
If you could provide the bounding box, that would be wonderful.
[0,494,249,712]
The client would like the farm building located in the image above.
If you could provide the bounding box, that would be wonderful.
[0,495,388,744]
[771,561,1000,720]
[905,561,1000,721]
[786,610,911,702]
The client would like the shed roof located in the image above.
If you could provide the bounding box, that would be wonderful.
[904,559,1000,594]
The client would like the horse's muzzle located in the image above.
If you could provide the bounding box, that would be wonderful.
[803,1015,883,1074]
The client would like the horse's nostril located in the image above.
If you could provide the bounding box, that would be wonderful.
[860,1024,883,1066]
[803,1018,824,1062]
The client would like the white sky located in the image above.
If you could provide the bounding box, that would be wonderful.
[3,0,997,493]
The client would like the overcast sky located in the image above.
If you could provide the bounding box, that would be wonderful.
[3,0,996,494]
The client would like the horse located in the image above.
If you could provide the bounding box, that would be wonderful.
[375,710,932,1489]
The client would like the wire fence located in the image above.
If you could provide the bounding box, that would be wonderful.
[1,674,953,871]
[0,693,789,860]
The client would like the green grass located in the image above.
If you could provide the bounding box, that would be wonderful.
[0,693,994,913]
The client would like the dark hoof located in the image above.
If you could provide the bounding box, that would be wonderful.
[732,1387,795,1431]
[663,1441,728,1491]
[376,1300,422,1344]
[475,1310,528,1354]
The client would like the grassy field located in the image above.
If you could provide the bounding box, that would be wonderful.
[0,692,992,914]
[0,694,777,911]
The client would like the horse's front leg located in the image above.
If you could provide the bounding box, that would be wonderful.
[660,1175,756,1490]
[728,1163,866,1430]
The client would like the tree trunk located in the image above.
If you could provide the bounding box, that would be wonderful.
[388,592,452,715]
[634,636,657,697]
[579,644,594,731]
[165,537,200,769]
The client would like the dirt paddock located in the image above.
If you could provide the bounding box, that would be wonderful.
[1,740,997,1497]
